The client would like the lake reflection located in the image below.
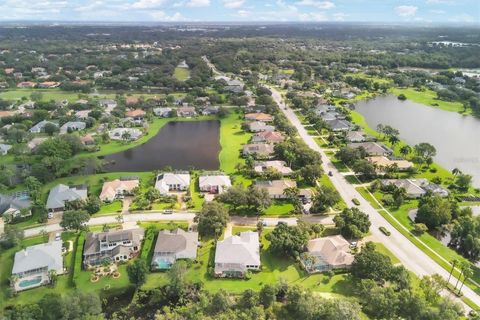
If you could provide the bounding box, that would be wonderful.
[102,120,220,172]
[355,95,480,187]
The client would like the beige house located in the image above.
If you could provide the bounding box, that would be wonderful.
[366,156,413,172]
[254,180,297,199]
[99,178,139,202]
[301,235,354,272]
[245,112,273,122]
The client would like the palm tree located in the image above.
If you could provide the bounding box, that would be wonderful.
[447,259,458,284]
[48,269,57,286]
[455,261,470,290]
[389,135,400,147]
[458,265,473,295]
[376,124,385,138]
[452,168,462,176]
[400,145,411,157]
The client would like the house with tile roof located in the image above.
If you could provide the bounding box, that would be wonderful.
[99,178,139,202]
[301,235,354,273]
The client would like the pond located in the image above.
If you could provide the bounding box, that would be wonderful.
[355,94,480,187]
[102,120,220,172]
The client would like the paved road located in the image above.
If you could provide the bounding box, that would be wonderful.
[269,86,479,310]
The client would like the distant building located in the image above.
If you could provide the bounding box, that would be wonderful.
[29,120,58,133]
[0,143,12,155]
[60,121,86,134]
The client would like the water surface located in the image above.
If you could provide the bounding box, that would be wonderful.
[355,95,480,187]
[102,120,220,172]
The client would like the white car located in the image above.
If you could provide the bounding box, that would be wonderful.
[55,232,61,241]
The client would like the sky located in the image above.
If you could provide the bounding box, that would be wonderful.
[0,0,478,24]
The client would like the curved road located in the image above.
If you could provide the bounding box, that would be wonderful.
[269,86,479,309]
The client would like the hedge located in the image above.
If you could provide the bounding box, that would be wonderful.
[71,232,86,287]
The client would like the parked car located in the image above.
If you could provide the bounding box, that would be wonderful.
[328,171,333,176]
[55,232,61,241]
[163,209,173,214]
[352,198,360,206]
[48,212,54,219]
[379,226,391,236]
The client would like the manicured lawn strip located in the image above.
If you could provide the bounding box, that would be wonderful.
[390,87,470,114]
[189,171,204,211]
[0,89,111,102]
[357,186,480,297]
[373,242,400,264]
[345,72,393,85]
[137,221,189,231]
[319,174,347,210]
[264,201,294,215]
[95,201,123,216]
[173,67,190,81]
[219,112,251,175]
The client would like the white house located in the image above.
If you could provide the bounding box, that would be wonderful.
[199,173,231,194]
[155,172,191,194]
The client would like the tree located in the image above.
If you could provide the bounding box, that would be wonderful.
[266,223,309,258]
[450,216,480,261]
[334,207,371,239]
[217,185,248,209]
[24,176,42,203]
[166,260,188,300]
[84,196,101,214]
[415,196,452,230]
[458,263,473,294]
[247,185,272,213]
[238,289,259,309]
[300,164,323,186]
[59,210,90,231]
[209,290,230,314]
[0,225,24,249]
[414,142,437,162]
[311,185,340,213]
[195,202,229,238]
[259,284,277,308]
[455,173,472,192]
[38,293,66,320]
[399,145,411,157]
[44,123,59,136]
[351,159,376,180]
[351,242,393,283]
[414,223,428,235]
[127,259,148,288]
[47,269,57,287]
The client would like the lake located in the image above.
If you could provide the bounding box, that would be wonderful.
[355,95,480,187]
[102,120,220,172]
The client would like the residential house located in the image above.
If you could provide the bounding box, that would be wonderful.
[254,180,297,199]
[301,235,354,272]
[0,192,31,221]
[125,96,139,106]
[251,131,284,144]
[38,81,60,88]
[155,172,191,194]
[248,121,275,133]
[313,104,336,116]
[46,184,88,212]
[83,228,144,267]
[75,109,91,120]
[245,113,274,122]
[27,137,47,152]
[254,160,293,176]
[99,178,139,202]
[80,134,95,146]
[29,120,58,133]
[151,229,199,270]
[214,231,261,277]
[11,241,64,292]
[202,106,219,115]
[367,156,414,172]
[380,179,449,198]
[345,131,367,143]
[98,99,117,114]
[199,173,232,194]
[60,121,86,134]
[0,143,12,155]
[242,143,275,158]
[347,142,393,156]
[125,109,146,120]
[0,111,16,118]
[325,119,351,132]
[109,128,142,141]
[177,106,196,117]
[17,81,36,88]
[153,107,172,117]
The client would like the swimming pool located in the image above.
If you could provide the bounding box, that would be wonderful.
[18,276,42,288]
[153,258,173,269]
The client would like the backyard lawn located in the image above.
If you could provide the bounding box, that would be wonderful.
[173,67,191,81]
[390,87,469,114]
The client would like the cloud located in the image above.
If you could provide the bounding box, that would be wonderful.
[131,0,166,9]
[295,0,335,9]
[449,13,475,23]
[149,10,186,20]
[426,0,452,4]
[186,0,210,7]
[298,12,328,21]
[333,12,348,21]
[223,0,245,9]
[395,5,418,17]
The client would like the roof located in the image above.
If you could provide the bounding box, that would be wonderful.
[215,231,260,266]
[12,241,63,275]
[347,142,392,156]
[126,109,145,118]
[46,184,88,210]
[242,143,274,156]
[254,180,297,196]
[155,172,191,193]
[252,131,284,143]
[380,179,426,196]
[254,160,293,175]
[307,235,354,267]
[346,131,366,142]
[99,179,139,201]
[0,193,31,215]
[154,229,199,259]
[367,156,413,170]
[199,174,232,189]
[30,120,58,132]
[245,113,273,122]
[325,119,351,131]
[83,228,144,256]
[248,121,275,132]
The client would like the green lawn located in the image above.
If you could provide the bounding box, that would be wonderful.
[0,89,108,102]
[264,201,295,215]
[94,201,123,216]
[390,87,469,114]
[345,72,392,85]
[173,67,191,81]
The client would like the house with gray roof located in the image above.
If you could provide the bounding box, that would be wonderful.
[248,121,275,133]
[153,107,173,117]
[347,142,393,156]
[83,228,144,267]
[60,121,86,134]
[0,193,31,222]
[155,172,191,195]
[214,231,261,277]
[242,143,275,159]
[325,119,351,132]
[29,120,58,133]
[380,179,449,198]
[11,241,64,292]
[151,229,199,270]
[108,128,142,141]
[0,143,12,155]
[199,173,232,194]
[46,184,88,212]
[345,131,367,143]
